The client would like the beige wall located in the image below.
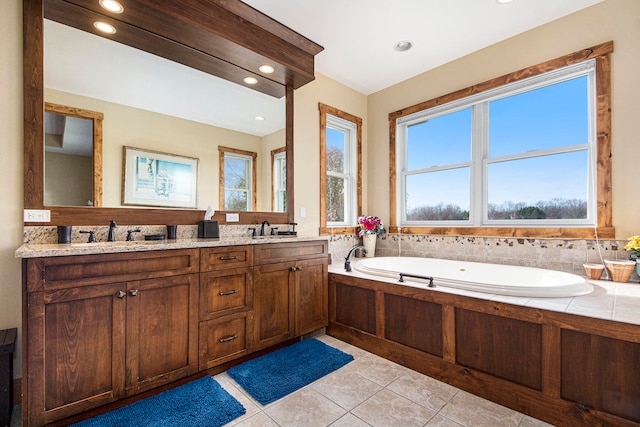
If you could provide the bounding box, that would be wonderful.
[45,152,93,205]
[367,0,640,239]
[3,0,638,380]
[293,73,368,236]
[1,0,25,378]
[46,89,269,210]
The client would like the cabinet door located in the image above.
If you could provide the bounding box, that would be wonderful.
[253,261,295,351]
[295,257,328,336]
[27,284,126,426]
[125,274,199,395]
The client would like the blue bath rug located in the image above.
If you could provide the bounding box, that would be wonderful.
[71,376,245,427]
[227,338,354,405]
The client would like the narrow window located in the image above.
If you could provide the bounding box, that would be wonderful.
[319,103,362,234]
[219,146,257,211]
[271,147,287,212]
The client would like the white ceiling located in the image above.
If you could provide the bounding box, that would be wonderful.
[243,0,605,95]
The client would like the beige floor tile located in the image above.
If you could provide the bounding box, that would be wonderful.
[518,415,556,427]
[265,387,347,427]
[311,369,383,410]
[387,370,459,412]
[351,389,436,427]
[229,411,280,427]
[329,413,373,427]
[214,374,262,425]
[439,391,523,427]
[346,353,409,386]
[425,414,465,426]
[329,340,371,359]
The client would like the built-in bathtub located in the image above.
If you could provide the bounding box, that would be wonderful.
[353,256,593,298]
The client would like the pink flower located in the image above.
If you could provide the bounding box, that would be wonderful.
[357,216,385,237]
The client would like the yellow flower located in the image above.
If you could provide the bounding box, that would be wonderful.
[624,235,640,257]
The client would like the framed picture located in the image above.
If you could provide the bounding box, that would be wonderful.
[122,146,199,208]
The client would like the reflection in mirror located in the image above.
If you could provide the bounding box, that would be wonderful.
[44,102,103,207]
[271,147,287,212]
[44,18,285,212]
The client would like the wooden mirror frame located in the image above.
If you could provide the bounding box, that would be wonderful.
[22,0,318,226]
[44,102,103,208]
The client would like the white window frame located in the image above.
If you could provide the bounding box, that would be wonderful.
[273,150,286,212]
[223,151,253,211]
[326,113,358,227]
[396,60,597,228]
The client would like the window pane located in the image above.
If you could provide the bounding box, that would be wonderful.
[224,157,248,189]
[487,151,588,220]
[405,168,470,221]
[489,76,588,157]
[407,108,471,170]
[326,175,345,222]
[326,127,346,173]
[224,190,247,211]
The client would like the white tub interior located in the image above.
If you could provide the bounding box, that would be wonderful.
[354,256,593,298]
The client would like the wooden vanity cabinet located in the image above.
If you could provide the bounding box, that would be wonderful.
[22,249,200,426]
[198,246,253,370]
[253,241,328,351]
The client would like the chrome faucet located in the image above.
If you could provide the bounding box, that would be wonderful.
[108,220,117,242]
[344,245,367,272]
[260,220,270,236]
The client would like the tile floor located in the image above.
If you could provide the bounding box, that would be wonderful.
[10,334,556,427]
[217,335,555,427]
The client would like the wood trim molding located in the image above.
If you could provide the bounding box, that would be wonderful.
[218,146,258,212]
[388,42,615,239]
[318,103,363,236]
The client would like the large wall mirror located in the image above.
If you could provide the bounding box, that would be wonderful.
[24,0,321,226]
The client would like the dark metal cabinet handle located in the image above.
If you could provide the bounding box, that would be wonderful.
[219,335,237,343]
[219,256,238,261]
[290,267,296,272]
[129,289,139,296]
[116,291,126,299]
[219,290,237,296]
[297,266,303,271]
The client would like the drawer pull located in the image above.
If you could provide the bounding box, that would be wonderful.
[219,256,238,261]
[129,289,139,296]
[219,335,237,343]
[116,290,126,299]
[219,290,237,296]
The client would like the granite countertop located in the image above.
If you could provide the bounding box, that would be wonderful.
[16,235,327,258]
[329,262,640,327]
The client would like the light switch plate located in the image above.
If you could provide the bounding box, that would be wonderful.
[226,213,239,222]
[24,209,51,222]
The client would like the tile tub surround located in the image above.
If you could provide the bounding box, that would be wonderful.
[327,233,640,283]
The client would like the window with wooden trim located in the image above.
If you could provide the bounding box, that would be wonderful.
[389,42,614,239]
[271,146,286,212]
[218,146,257,211]
[319,103,362,234]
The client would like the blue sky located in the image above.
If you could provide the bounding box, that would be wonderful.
[405,75,589,211]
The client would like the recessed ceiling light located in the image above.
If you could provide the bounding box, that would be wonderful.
[99,0,124,13]
[259,65,275,74]
[93,21,116,34]
[393,40,413,52]
[254,116,265,121]
[243,77,258,85]
[496,0,514,3]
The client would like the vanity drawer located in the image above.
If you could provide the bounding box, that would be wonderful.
[200,246,253,272]
[199,314,247,370]
[199,268,252,319]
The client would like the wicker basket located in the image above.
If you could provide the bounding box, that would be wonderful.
[604,260,635,283]
[583,263,604,280]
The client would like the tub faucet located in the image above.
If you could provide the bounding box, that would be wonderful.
[260,220,270,236]
[108,220,117,242]
[344,245,367,272]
